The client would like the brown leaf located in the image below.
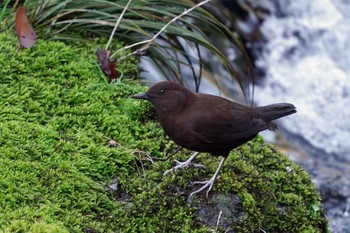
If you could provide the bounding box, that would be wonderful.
[15,6,36,48]
[96,48,120,81]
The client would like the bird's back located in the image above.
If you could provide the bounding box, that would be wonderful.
[158,93,270,156]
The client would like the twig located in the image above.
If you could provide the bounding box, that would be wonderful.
[105,0,132,50]
[152,146,183,161]
[215,211,222,232]
[113,0,212,61]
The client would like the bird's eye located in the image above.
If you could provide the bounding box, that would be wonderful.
[160,89,165,94]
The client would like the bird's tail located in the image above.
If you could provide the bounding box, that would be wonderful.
[256,103,296,130]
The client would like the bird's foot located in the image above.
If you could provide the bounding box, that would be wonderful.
[163,159,206,176]
[189,156,227,198]
[163,152,204,176]
[189,175,217,198]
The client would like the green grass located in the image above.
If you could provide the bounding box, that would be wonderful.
[0,32,328,232]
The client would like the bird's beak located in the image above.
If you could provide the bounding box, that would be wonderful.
[130,93,149,100]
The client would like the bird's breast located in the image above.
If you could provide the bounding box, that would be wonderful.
[159,114,185,137]
[158,113,194,142]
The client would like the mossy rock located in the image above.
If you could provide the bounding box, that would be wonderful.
[0,32,328,232]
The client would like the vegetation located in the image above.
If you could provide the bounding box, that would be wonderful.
[0,32,328,232]
[0,0,252,97]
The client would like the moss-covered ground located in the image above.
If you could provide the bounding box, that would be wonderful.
[0,32,328,232]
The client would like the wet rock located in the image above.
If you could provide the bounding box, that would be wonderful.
[195,194,243,230]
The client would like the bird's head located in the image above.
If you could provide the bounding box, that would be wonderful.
[130,81,193,114]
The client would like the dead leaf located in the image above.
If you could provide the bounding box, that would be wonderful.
[96,48,120,81]
[15,6,36,48]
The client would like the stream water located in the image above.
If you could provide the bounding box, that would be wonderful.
[249,0,350,232]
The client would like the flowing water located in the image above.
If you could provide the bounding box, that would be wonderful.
[250,0,350,232]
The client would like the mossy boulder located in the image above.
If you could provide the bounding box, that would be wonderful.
[0,32,328,232]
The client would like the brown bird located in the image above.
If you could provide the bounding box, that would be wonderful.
[131,81,296,197]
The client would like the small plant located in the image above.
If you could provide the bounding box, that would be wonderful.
[1,0,253,98]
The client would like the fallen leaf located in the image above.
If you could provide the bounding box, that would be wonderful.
[15,6,36,48]
[96,48,120,81]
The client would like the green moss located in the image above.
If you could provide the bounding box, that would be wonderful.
[3,220,69,233]
[0,32,167,232]
[0,32,328,232]
[219,138,329,232]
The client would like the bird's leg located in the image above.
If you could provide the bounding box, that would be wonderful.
[163,152,205,176]
[190,156,227,198]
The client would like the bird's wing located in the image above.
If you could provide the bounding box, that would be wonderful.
[188,106,267,144]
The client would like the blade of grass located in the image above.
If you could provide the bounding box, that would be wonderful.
[113,0,212,61]
[105,0,132,50]
[0,0,11,27]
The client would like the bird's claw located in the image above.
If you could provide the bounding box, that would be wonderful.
[189,157,226,198]
[163,159,206,176]
[192,180,209,185]
[163,159,191,175]
[190,178,216,198]
[192,163,207,169]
